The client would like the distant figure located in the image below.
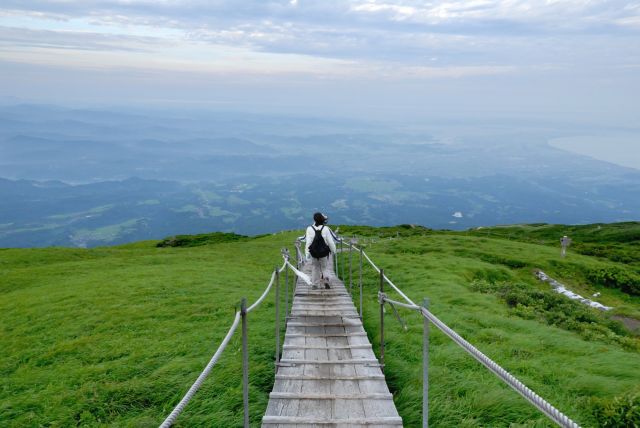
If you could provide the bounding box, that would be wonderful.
[560,235,572,258]
[305,212,337,289]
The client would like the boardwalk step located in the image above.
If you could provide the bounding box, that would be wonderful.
[275,374,385,380]
[286,322,362,327]
[288,312,359,316]
[282,344,371,350]
[269,392,392,400]
[285,332,368,337]
[262,416,403,425]
[289,314,360,318]
[278,359,380,365]
[295,293,351,297]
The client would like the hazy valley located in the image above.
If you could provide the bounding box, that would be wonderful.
[1,104,639,247]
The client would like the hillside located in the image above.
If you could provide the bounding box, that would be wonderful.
[1,223,639,427]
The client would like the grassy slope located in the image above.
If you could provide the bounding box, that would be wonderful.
[0,231,299,427]
[338,228,640,427]
[2,224,639,427]
[463,222,640,266]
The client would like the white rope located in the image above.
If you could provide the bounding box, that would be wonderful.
[160,258,287,426]
[380,295,421,311]
[420,307,579,428]
[356,245,416,306]
[361,247,580,428]
[247,272,276,313]
[382,274,416,308]
[159,311,241,428]
[360,248,381,273]
[285,260,312,285]
[246,261,286,313]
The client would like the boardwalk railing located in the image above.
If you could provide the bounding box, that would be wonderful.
[159,253,298,427]
[159,233,580,428]
[332,237,581,428]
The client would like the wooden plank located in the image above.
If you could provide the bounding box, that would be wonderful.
[269,392,393,400]
[262,416,403,425]
[262,261,401,427]
[275,374,385,381]
[286,322,363,327]
[282,344,372,349]
[278,359,380,364]
[284,332,368,338]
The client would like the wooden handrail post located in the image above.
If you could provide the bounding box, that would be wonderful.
[423,298,430,428]
[359,247,363,319]
[241,298,249,428]
[274,267,280,368]
[379,269,385,372]
[349,241,353,295]
[285,265,289,321]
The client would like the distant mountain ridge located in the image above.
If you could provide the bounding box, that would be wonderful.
[1,103,638,247]
[1,174,639,248]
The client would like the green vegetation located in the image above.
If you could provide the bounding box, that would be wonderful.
[470,280,636,350]
[156,232,250,248]
[337,223,640,427]
[585,266,640,296]
[71,219,146,247]
[1,231,299,427]
[464,222,640,266]
[591,392,640,427]
[338,223,432,239]
[2,222,639,427]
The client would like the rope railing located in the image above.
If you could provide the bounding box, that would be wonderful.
[247,262,286,313]
[336,240,580,428]
[159,230,580,428]
[159,260,288,427]
[159,312,241,428]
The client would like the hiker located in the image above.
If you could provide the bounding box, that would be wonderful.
[305,212,337,289]
[560,235,571,258]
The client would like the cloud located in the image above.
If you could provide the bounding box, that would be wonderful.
[3,1,639,35]
[0,1,637,78]
[0,0,639,120]
[0,26,162,52]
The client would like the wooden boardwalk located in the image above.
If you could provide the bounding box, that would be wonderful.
[262,257,402,427]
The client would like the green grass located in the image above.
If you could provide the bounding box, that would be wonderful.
[1,231,298,427]
[156,232,251,248]
[463,222,640,266]
[339,231,640,427]
[2,223,639,427]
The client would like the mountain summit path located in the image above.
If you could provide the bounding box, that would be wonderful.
[262,256,403,427]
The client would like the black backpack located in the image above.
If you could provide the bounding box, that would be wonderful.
[309,225,330,258]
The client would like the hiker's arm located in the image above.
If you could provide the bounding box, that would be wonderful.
[304,227,312,258]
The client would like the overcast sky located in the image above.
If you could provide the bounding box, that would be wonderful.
[1,1,639,125]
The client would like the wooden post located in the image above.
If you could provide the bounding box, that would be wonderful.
[241,298,249,428]
[359,247,363,319]
[285,266,289,321]
[275,267,280,368]
[341,240,345,280]
[349,241,353,295]
[423,298,430,428]
[379,269,385,372]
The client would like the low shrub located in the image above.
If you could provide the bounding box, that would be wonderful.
[576,244,640,265]
[156,232,248,247]
[470,280,639,351]
[590,391,640,427]
[586,266,640,296]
